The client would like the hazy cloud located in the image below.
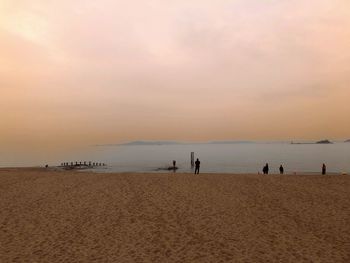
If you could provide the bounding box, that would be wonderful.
[1,0,350,148]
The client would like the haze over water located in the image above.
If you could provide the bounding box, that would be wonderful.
[2,142,349,174]
[93,142,350,174]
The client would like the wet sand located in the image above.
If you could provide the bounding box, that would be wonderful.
[0,168,349,262]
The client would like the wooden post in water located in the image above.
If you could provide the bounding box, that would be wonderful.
[191,152,195,167]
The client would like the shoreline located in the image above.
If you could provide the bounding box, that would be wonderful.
[0,166,346,176]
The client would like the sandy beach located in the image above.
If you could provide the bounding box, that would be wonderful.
[0,168,349,262]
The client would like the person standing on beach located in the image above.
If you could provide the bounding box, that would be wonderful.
[263,163,269,174]
[195,158,200,174]
[322,163,326,175]
[279,165,284,174]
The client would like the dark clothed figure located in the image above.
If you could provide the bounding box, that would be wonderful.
[173,160,176,168]
[195,158,200,174]
[263,163,269,174]
[322,163,326,175]
[279,165,284,175]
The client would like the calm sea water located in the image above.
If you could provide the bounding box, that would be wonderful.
[72,143,349,174]
[2,143,350,174]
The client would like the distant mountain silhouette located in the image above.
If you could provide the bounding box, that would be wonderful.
[208,141,254,144]
[316,139,333,144]
[291,139,333,145]
[95,140,258,146]
[345,139,350,143]
[119,141,181,146]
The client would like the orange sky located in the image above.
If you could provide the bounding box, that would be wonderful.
[1,0,350,150]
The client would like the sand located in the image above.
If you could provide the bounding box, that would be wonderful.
[0,168,349,262]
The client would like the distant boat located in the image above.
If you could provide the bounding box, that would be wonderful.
[316,139,333,144]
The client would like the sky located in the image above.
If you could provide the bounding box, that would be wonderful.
[1,0,350,152]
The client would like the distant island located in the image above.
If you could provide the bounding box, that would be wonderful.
[96,140,256,146]
[316,139,333,144]
[119,141,181,146]
[291,139,333,145]
[97,139,340,147]
[208,141,254,144]
[121,140,255,146]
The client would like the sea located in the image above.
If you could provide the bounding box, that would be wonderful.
[2,142,350,174]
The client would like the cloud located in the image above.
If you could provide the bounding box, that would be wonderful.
[0,0,350,147]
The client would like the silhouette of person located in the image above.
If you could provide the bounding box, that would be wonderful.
[195,158,200,174]
[322,163,326,175]
[173,160,176,168]
[263,163,269,174]
[279,165,284,175]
